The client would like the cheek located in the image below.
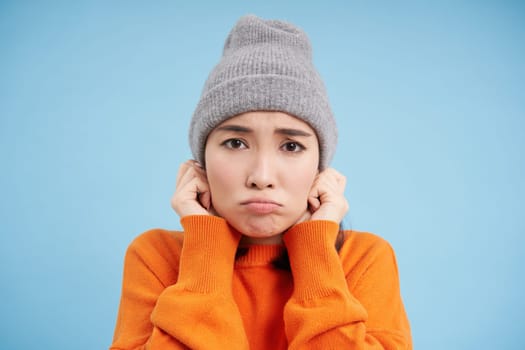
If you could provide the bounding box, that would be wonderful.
[286,169,317,201]
[206,158,240,197]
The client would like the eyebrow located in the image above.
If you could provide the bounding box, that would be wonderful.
[275,128,313,137]
[215,125,313,137]
[215,125,252,133]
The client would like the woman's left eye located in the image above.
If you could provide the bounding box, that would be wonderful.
[282,141,305,153]
[222,138,247,149]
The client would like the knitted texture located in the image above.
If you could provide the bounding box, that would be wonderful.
[189,14,337,170]
[110,217,413,349]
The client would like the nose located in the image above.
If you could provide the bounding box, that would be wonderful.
[246,151,275,189]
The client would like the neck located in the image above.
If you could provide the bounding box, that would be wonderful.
[240,234,283,246]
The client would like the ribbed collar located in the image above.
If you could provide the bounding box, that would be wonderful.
[235,244,286,267]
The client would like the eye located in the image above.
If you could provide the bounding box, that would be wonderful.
[222,138,247,149]
[281,141,305,153]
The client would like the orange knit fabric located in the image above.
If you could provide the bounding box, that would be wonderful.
[110,215,411,349]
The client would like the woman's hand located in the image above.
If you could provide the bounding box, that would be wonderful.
[171,160,212,217]
[300,168,349,224]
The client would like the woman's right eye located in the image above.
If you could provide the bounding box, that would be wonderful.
[222,138,247,149]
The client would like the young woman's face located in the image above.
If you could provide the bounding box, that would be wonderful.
[205,111,319,244]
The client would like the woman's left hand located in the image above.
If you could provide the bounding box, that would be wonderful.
[302,168,349,223]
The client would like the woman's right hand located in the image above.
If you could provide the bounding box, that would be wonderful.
[171,160,212,217]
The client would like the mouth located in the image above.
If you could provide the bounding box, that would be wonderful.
[241,199,282,214]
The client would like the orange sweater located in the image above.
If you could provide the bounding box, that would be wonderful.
[110,215,411,349]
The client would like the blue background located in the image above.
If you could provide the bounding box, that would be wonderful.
[1,1,523,349]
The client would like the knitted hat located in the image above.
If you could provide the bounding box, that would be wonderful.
[189,14,337,170]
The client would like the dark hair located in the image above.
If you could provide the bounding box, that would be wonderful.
[235,223,347,271]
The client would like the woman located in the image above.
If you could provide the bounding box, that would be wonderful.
[110,15,412,349]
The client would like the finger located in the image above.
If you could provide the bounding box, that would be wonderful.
[176,163,205,192]
[327,168,347,192]
[175,160,195,188]
[171,174,211,215]
[307,182,321,211]
[318,168,346,194]
[189,161,211,208]
[190,160,208,178]
[332,171,346,192]
[198,189,211,210]
[173,161,209,205]
[185,172,210,198]
[308,195,321,211]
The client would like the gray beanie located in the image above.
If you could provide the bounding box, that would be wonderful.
[189,14,337,170]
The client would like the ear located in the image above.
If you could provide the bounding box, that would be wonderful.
[195,161,204,169]
[193,158,207,172]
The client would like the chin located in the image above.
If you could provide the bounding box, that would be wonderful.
[218,207,303,236]
[236,216,300,238]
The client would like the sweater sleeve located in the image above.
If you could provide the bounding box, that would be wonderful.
[282,220,412,350]
[110,215,249,350]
